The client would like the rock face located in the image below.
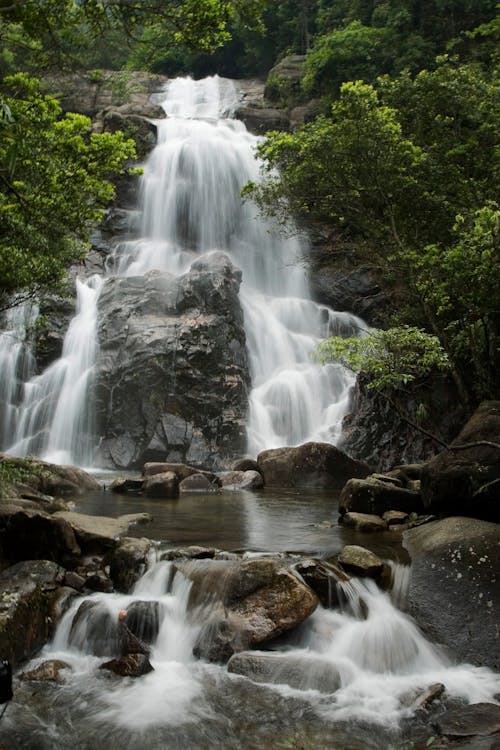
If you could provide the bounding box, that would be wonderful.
[420,401,500,522]
[0,560,64,667]
[403,517,500,670]
[257,442,371,489]
[339,476,422,517]
[94,252,250,470]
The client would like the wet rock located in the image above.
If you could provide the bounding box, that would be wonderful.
[143,462,215,481]
[0,560,65,667]
[95,254,250,471]
[410,682,445,712]
[191,558,319,662]
[68,599,123,657]
[54,511,151,554]
[143,471,179,499]
[100,653,154,678]
[341,512,387,532]
[295,558,349,608]
[236,105,290,135]
[339,477,422,517]
[0,507,81,568]
[404,517,500,670]
[179,473,215,492]
[20,659,70,683]
[108,477,144,494]
[383,510,410,526]
[101,110,157,158]
[436,703,500,738]
[64,571,86,590]
[124,601,160,644]
[219,470,264,490]
[108,537,152,593]
[228,651,341,693]
[421,400,500,522]
[338,545,384,578]
[162,546,218,561]
[257,442,371,489]
[231,458,260,473]
[84,570,113,593]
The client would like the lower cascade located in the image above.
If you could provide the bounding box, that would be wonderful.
[3,557,498,748]
[0,75,363,469]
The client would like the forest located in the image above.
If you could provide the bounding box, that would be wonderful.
[0,0,499,410]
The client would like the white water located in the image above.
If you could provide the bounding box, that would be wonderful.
[114,75,363,455]
[0,75,362,465]
[4,276,102,466]
[24,558,498,740]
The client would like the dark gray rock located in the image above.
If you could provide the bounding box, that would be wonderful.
[95,253,250,471]
[219,470,264,490]
[100,652,154,677]
[337,545,384,578]
[403,517,500,670]
[108,537,152,593]
[143,471,179,499]
[0,560,65,667]
[436,703,500,738]
[339,477,422,517]
[179,473,215,492]
[123,601,160,644]
[228,651,341,693]
[236,105,290,135]
[0,507,81,568]
[341,512,387,532]
[257,442,371,489]
[421,401,500,522]
[295,558,349,608]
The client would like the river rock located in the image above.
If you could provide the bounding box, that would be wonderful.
[68,599,123,657]
[228,651,341,693]
[420,400,500,522]
[108,537,152,593]
[100,653,154,678]
[108,477,144,494]
[436,703,500,739]
[192,558,319,661]
[163,546,218,561]
[179,473,215,491]
[231,458,260,473]
[95,253,250,471]
[295,558,350,608]
[0,507,81,568]
[54,511,151,554]
[0,560,65,667]
[20,659,70,683]
[339,477,422,517]
[219,470,264,490]
[257,442,371,489]
[337,545,385,578]
[0,456,100,497]
[143,471,179,499]
[383,510,410,526]
[341,512,387,532]
[123,601,160,644]
[403,517,500,670]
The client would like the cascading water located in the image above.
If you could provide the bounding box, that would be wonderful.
[3,276,102,466]
[113,75,363,456]
[3,558,497,748]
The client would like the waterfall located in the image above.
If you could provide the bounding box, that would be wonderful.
[3,276,102,467]
[115,75,363,456]
[0,75,363,466]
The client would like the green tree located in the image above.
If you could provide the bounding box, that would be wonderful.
[0,73,136,309]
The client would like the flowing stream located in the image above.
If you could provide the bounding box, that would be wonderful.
[3,555,498,749]
[0,75,362,464]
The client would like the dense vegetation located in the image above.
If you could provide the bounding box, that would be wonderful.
[0,0,498,408]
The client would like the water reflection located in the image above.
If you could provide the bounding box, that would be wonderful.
[74,485,409,561]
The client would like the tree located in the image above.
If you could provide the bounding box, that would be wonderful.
[0,73,136,309]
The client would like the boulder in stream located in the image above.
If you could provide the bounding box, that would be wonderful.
[337,545,385,579]
[100,653,154,678]
[0,560,65,667]
[403,516,500,670]
[257,442,371,489]
[0,507,81,568]
[108,537,152,593]
[228,651,341,693]
[420,400,500,522]
[142,470,179,499]
[339,476,422,517]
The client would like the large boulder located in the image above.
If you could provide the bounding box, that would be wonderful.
[403,517,500,670]
[107,537,152,593]
[142,471,179,499]
[228,651,340,693]
[0,507,81,569]
[53,511,151,555]
[257,442,371,489]
[339,477,422,517]
[0,456,100,497]
[0,560,65,667]
[189,558,319,662]
[94,252,250,470]
[420,401,500,522]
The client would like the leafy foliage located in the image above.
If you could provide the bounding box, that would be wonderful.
[0,73,136,308]
[315,326,450,391]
